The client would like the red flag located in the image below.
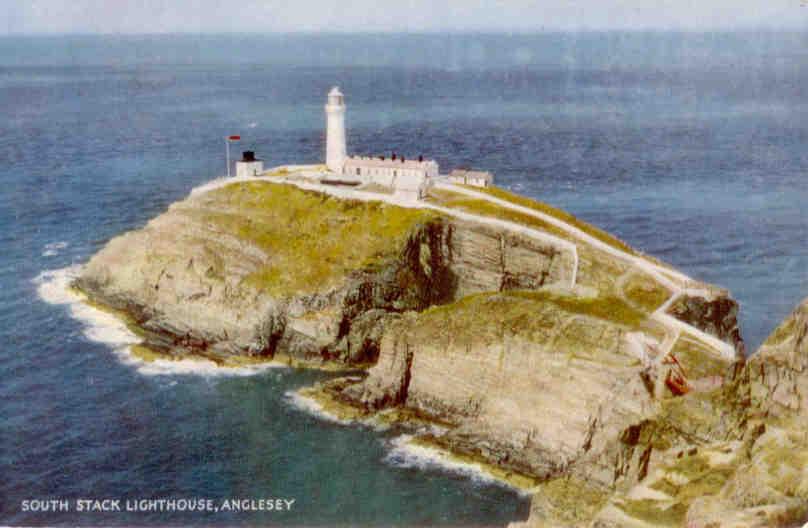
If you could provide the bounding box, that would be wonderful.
[228,135,241,141]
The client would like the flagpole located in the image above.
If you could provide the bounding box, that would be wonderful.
[225,135,240,178]
[226,137,231,178]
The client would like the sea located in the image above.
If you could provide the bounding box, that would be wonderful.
[1,32,807,526]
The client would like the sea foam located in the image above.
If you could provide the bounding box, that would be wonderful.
[36,268,525,490]
[383,434,531,495]
[42,241,69,257]
[284,384,522,492]
[283,384,399,432]
[283,389,354,426]
[33,265,284,378]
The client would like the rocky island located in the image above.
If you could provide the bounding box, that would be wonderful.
[71,88,807,527]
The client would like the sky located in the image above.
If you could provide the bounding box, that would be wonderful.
[3,0,808,34]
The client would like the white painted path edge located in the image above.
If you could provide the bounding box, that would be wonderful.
[191,170,737,361]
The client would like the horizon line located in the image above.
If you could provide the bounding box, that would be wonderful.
[2,26,807,38]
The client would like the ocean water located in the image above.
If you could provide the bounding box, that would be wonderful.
[1,32,807,526]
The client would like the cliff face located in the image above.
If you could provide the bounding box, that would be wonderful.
[340,291,666,482]
[76,177,775,527]
[678,301,808,528]
[332,289,749,527]
[510,299,808,528]
[747,300,808,418]
[75,180,575,364]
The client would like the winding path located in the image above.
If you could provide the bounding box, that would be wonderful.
[192,168,738,362]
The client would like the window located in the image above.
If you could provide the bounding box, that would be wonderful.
[356,167,361,176]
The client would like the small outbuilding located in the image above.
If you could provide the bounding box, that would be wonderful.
[448,169,494,188]
[235,151,264,178]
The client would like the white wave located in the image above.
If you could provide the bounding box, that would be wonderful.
[247,122,258,128]
[33,266,285,378]
[283,389,354,426]
[383,434,530,495]
[34,265,86,305]
[34,265,141,351]
[42,241,69,257]
[285,387,404,432]
[135,355,284,377]
[283,383,527,492]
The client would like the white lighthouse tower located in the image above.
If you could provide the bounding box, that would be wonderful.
[325,86,347,172]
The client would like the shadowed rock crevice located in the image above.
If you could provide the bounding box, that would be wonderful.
[668,292,745,356]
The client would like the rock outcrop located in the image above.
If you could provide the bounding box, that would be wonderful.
[75,180,575,364]
[340,291,670,482]
[677,300,808,528]
[75,176,800,528]
[507,298,808,528]
[668,291,745,356]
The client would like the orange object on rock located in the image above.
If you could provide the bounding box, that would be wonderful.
[665,369,690,396]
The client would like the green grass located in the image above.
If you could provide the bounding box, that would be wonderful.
[616,498,689,527]
[188,181,439,296]
[430,188,673,310]
[508,290,647,327]
[414,290,647,349]
[466,185,639,255]
[534,477,610,523]
[428,189,572,241]
[623,271,672,312]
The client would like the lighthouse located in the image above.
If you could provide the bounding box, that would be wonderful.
[318,86,449,201]
[325,86,347,172]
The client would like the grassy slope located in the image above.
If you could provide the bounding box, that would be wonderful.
[185,181,438,296]
[428,188,671,312]
[623,271,672,313]
[464,185,681,275]
[428,189,572,241]
[466,185,638,255]
[413,290,647,349]
[185,181,670,314]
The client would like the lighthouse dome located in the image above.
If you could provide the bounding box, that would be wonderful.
[327,86,344,106]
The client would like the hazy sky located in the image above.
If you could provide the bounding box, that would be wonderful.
[4,0,808,34]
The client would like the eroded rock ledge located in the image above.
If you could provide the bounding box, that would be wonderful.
[72,178,803,528]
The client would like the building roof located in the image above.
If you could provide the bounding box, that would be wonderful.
[344,156,438,170]
[449,169,493,182]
